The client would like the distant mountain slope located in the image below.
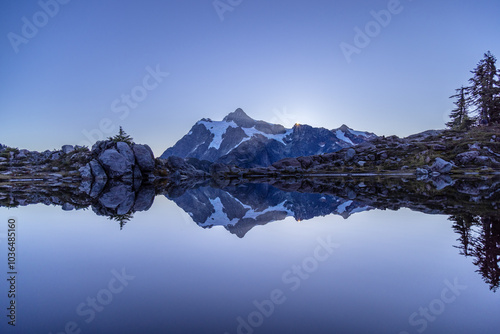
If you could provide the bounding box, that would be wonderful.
[161,108,376,167]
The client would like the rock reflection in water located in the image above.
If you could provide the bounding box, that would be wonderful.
[1,175,499,290]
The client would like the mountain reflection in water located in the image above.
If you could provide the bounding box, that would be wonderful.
[1,175,499,290]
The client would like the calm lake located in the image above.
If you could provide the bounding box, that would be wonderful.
[1,178,499,334]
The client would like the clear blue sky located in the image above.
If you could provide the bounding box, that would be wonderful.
[1,0,499,155]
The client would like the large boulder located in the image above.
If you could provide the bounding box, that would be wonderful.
[116,142,135,164]
[89,159,108,180]
[345,148,356,161]
[98,184,132,210]
[133,187,156,211]
[78,163,92,180]
[456,151,479,165]
[430,158,453,174]
[98,149,133,179]
[133,144,155,172]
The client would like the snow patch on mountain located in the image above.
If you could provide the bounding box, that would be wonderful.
[198,120,238,150]
[336,200,353,214]
[201,197,238,227]
[241,200,293,220]
[348,128,370,138]
[335,130,354,145]
[237,127,293,147]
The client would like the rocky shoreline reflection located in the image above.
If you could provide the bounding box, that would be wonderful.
[1,175,499,290]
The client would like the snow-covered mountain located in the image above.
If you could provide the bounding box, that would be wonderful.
[161,108,376,167]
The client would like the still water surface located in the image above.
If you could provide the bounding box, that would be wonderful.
[0,183,499,334]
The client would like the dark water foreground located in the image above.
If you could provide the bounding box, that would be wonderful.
[0,175,499,333]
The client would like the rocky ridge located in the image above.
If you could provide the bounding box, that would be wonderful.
[208,125,500,179]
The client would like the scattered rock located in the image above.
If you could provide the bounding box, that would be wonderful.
[62,203,75,211]
[345,148,356,161]
[62,145,74,154]
[416,168,429,176]
[78,164,92,180]
[469,142,481,151]
[430,158,453,174]
[272,157,301,169]
[456,151,479,165]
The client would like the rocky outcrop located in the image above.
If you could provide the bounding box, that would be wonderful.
[79,140,156,182]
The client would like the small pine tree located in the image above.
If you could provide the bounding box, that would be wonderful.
[109,126,133,144]
[447,86,474,131]
[468,51,500,124]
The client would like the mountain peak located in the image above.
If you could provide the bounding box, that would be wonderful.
[338,124,351,132]
[223,108,256,128]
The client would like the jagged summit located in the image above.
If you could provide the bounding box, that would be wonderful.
[222,108,256,128]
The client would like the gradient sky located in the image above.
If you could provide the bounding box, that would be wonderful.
[1,0,499,155]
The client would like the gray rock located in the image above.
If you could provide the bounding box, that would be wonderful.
[430,175,455,190]
[98,149,133,179]
[378,152,388,160]
[116,142,135,164]
[62,145,74,154]
[357,161,366,167]
[133,165,143,180]
[98,184,130,210]
[430,158,453,174]
[272,157,301,169]
[0,157,7,162]
[456,151,479,164]
[62,203,75,211]
[133,144,155,172]
[90,178,107,198]
[89,160,108,180]
[133,187,155,211]
[79,179,91,195]
[469,142,481,150]
[116,191,136,215]
[475,156,492,165]
[16,150,28,159]
[78,164,92,180]
[345,148,356,161]
[416,168,429,176]
[51,152,61,160]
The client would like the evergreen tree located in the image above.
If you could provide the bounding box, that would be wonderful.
[447,86,473,130]
[468,51,500,124]
[109,126,133,144]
